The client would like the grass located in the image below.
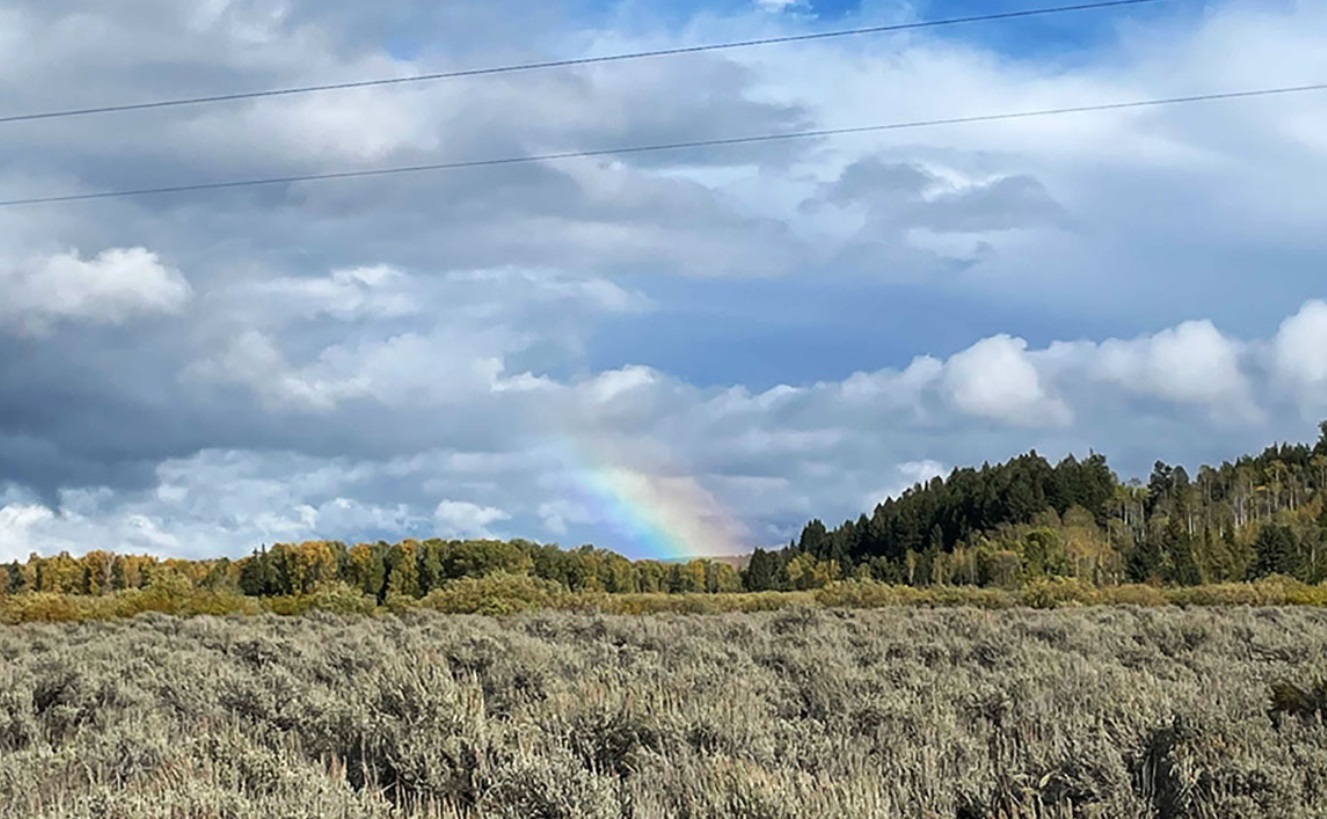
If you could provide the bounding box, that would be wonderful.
[2,606,1327,817]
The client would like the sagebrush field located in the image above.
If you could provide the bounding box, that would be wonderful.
[3,607,1327,818]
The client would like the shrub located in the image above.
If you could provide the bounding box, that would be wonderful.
[1020,577,1099,609]
[814,580,909,609]
[2,608,1324,817]
[417,573,570,615]
[1102,584,1168,607]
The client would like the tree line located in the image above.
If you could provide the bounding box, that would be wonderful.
[747,421,1327,592]
[2,538,744,601]
[5,421,1327,600]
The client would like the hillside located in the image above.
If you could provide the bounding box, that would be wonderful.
[748,421,1327,592]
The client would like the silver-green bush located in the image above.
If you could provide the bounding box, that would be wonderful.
[1,607,1326,817]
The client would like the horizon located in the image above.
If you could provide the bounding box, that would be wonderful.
[7,422,1324,565]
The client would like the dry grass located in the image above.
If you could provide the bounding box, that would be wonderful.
[2,607,1327,817]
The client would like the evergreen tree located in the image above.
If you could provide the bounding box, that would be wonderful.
[1163,518,1202,586]
[798,519,829,559]
[1248,525,1301,580]
[238,546,275,597]
[743,548,782,592]
[1127,535,1163,584]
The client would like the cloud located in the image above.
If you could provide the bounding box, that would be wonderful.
[434,500,511,538]
[810,157,1066,235]
[0,247,191,335]
[250,265,420,321]
[1271,300,1327,411]
[186,328,373,413]
[0,295,1311,559]
[942,335,1072,427]
[0,503,55,559]
[1085,319,1258,421]
[868,460,949,509]
[0,492,185,563]
[538,499,591,538]
[0,450,434,561]
[184,264,647,413]
[917,175,1066,234]
[2,0,1327,561]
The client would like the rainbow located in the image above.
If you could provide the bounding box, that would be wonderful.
[553,439,748,561]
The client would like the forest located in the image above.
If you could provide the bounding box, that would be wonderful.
[4,422,1327,615]
[752,420,1327,593]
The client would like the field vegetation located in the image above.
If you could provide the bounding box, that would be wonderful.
[2,607,1327,818]
[7,572,1327,625]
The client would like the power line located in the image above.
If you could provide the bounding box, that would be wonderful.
[0,0,1165,126]
[3,81,1321,209]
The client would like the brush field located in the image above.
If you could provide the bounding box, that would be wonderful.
[2,606,1326,818]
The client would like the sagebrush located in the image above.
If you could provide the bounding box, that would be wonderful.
[2,607,1327,817]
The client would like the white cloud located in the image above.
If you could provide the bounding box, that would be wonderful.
[0,247,191,335]
[1078,319,1259,421]
[0,503,55,558]
[0,451,439,561]
[433,500,511,538]
[538,499,591,538]
[0,498,184,563]
[187,329,372,413]
[251,265,420,321]
[942,335,1072,427]
[0,290,1320,560]
[1271,300,1327,409]
[227,87,443,164]
[584,366,660,405]
[186,264,648,413]
[868,460,949,509]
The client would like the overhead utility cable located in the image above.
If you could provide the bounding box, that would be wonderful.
[3,81,1320,209]
[0,0,1165,125]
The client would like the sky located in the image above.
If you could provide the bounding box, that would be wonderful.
[1,0,1325,561]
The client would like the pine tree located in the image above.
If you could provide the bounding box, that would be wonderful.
[238,546,274,596]
[1248,525,1301,580]
[743,548,781,592]
[798,520,829,559]
[1127,535,1163,584]
[1164,518,1202,586]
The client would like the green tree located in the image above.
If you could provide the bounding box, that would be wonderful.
[977,549,1022,589]
[1248,525,1301,580]
[238,548,270,596]
[798,520,829,560]
[1162,518,1202,586]
[785,553,837,590]
[743,548,783,591]
[446,540,534,580]
[1127,535,1164,584]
